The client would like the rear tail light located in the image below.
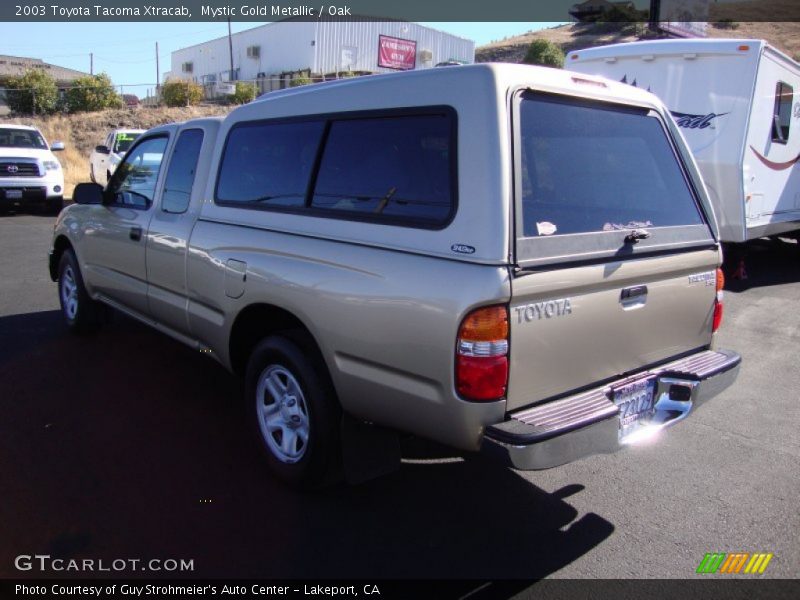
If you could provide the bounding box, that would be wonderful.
[712,267,724,333]
[456,305,509,401]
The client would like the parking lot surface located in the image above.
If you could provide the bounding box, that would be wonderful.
[1,213,798,580]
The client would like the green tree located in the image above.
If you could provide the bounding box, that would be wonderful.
[162,78,204,107]
[290,75,313,87]
[5,68,59,115]
[522,39,565,69]
[65,73,123,112]
[230,81,257,104]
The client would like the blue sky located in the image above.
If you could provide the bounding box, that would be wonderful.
[0,22,563,98]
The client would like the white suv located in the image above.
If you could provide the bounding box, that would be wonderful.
[0,124,65,214]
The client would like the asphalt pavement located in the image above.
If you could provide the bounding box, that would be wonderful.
[0,212,798,582]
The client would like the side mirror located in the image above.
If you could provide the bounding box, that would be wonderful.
[72,182,104,205]
[95,145,110,155]
[51,141,65,151]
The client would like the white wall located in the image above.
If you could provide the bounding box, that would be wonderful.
[313,21,475,74]
[170,21,475,85]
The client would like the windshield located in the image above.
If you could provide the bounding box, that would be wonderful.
[0,128,48,149]
[113,132,141,154]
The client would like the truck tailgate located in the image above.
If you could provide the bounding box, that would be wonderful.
[506,249,718,411]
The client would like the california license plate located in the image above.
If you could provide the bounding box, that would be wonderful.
[5,190,22,199]
[613,378,656,438]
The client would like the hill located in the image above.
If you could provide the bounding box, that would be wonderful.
[6,105,235,197]
[476,21,800,65]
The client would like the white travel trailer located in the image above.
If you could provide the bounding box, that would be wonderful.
[567,39,800,243]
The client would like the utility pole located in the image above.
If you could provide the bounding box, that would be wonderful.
[90,53,93,75]
[227,17,235,80]
[155,42,160,102]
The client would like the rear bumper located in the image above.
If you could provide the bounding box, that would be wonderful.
[482,349,741,470]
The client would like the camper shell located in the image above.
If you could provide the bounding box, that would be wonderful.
[567,39,800,243]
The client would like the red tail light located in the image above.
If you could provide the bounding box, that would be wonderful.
[456,305,509,401]
[712,267,724,333]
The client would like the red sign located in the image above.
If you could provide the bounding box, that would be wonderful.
[378,35,417,71]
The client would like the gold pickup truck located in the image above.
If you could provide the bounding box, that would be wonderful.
[49,64,740,488]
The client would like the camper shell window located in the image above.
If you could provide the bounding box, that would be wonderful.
[513,91,713,267]
[772,81,793,144]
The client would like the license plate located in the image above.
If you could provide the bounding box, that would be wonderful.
[5,190,22,199]
[613,378,656,438]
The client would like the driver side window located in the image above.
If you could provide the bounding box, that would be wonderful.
[108,136,168,209]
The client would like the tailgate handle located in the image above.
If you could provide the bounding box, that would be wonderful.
[624,229,651,244]
[621,285,648,301]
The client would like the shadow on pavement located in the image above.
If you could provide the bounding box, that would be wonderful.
[723,237,800,293]
[0,309,614,580]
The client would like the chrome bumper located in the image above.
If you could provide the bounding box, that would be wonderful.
[482,349,741,470]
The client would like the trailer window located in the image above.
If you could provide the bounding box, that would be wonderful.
[772,82,793,144]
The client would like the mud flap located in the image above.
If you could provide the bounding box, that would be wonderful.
[340,413,401,485]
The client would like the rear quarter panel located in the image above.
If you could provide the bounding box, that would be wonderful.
[186,220,510,450]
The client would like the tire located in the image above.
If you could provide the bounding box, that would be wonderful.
[57,249,102,334]
[245,332,342,489]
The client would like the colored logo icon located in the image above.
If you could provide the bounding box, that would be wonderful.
[696,552,774,574]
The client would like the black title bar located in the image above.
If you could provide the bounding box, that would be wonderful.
[2,0,800,22]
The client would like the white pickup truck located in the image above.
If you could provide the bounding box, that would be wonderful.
[0,124,65,214]
[89,128,144,187]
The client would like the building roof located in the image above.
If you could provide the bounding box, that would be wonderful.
[0,55,89,84]
[171,19,475,55]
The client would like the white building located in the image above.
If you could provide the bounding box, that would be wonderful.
[167,20,475,93]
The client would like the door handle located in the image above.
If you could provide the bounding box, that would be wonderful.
[620,285,648,311]
[129,226,142,241]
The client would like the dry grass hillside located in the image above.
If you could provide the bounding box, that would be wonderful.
[477,21,800,65]
[6,105,234,197]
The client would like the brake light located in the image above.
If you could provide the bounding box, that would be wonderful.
[456,305,509,401]
[712,267,724,333]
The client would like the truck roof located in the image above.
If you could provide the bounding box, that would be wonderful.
[0,124,39,131]
[246,62,665,114]
[145,116,224,136]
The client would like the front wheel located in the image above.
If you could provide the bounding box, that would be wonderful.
[57,249,102,333]
[245,333,342,489]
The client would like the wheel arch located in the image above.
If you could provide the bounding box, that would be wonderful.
[50,234,74,281]
[228,302,331,381]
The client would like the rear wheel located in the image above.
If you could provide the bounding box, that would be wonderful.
[57,249,102,333]
[245,333,342,489]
